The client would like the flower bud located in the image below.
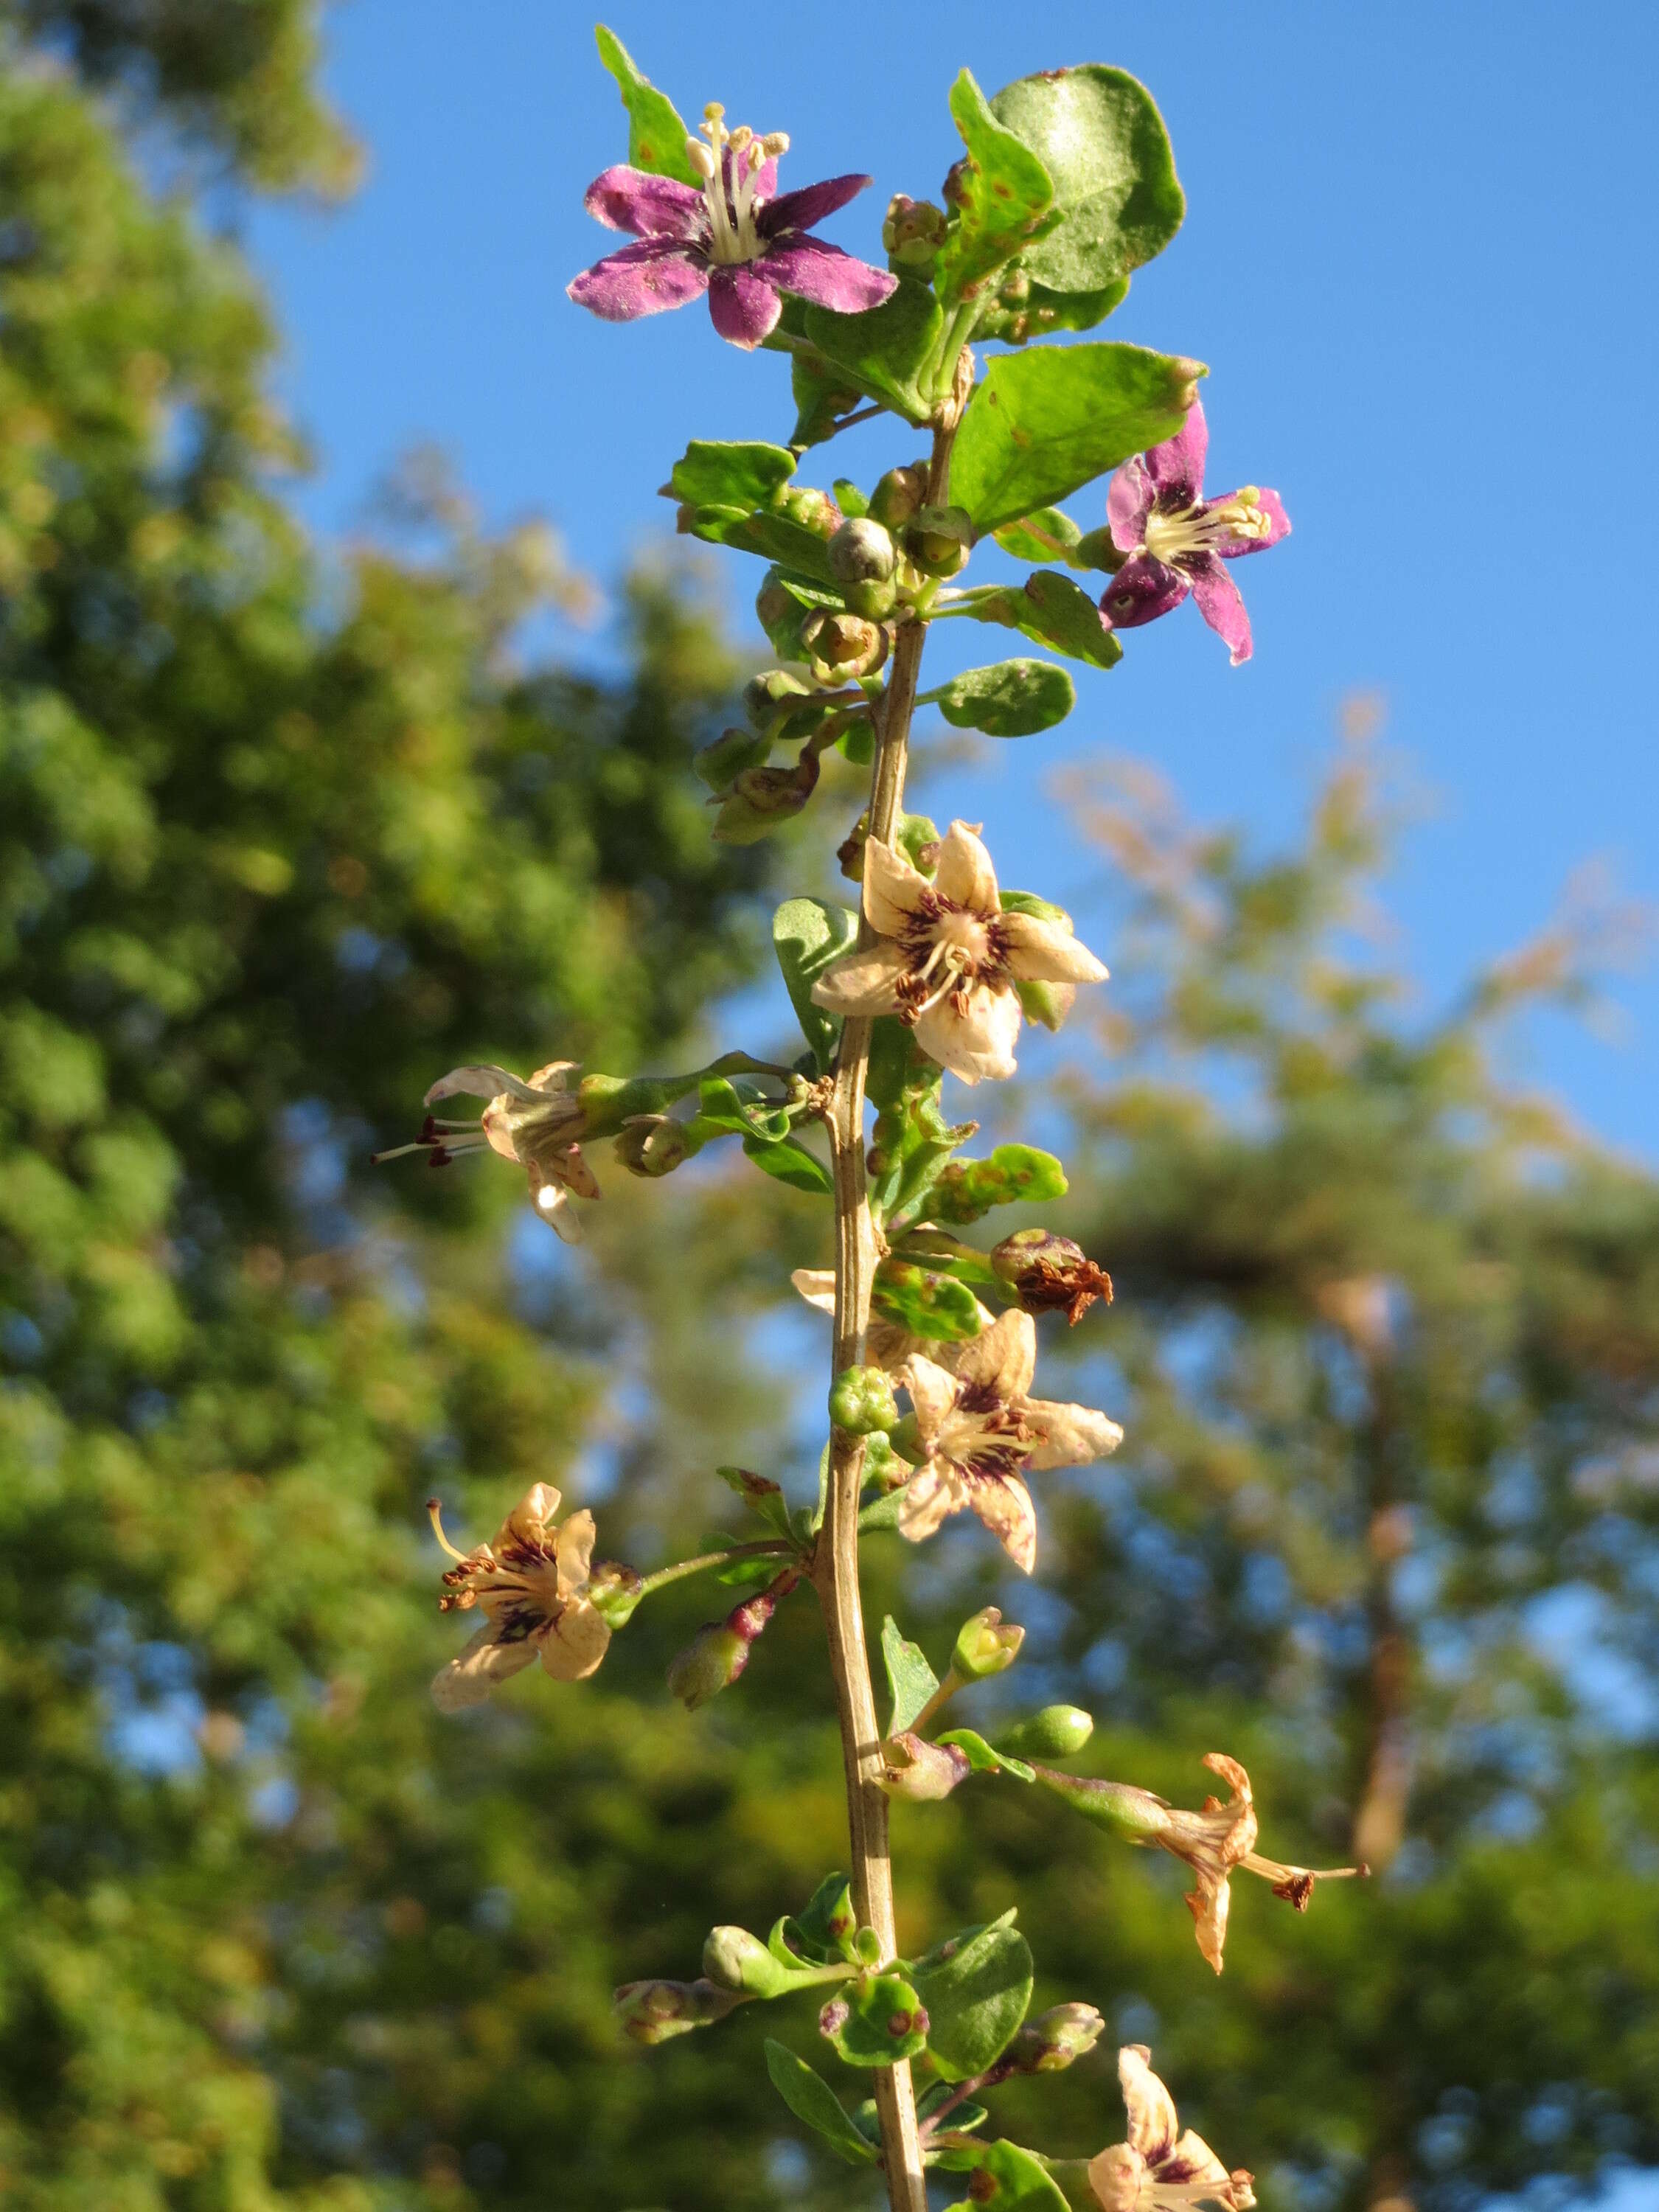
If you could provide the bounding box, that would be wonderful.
[712,754,821,845]
[773,484,842,539]
[613,1114,692,1178]
[868,464,929,532]
[952,1606,1025,1680]
[993,1705,1095,1761]
[1006,2001,1105,2074]
[882,194,948,269]
[743,667,816,730]
[703,1924,793,1998]
[801,609,889,686]
[992,1228,1114,1326]
[755,574,809,658]
[879,1731,972,1801]
[828,518,897,587]
[694,723,771,793]
[613,1976,742,2043]
[1072,523,1128,575]
[829,1363,900,1437]
[901,505,972,580]
[667,1576,793,1710]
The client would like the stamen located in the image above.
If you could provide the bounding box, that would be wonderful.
[1241,1850,1369,1899]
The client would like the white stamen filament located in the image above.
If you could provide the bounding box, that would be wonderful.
[1143,488,1273,567]
[691,99,782,265]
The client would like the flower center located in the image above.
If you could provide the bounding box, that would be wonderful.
[685,103,790,266]
[1142,488,1272,568]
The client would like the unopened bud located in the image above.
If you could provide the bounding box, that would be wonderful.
[773,484,842,539]
[667,1576,794,1709]
[879,1731,972,1801]
[952,1606,1025,1680]
[869,464,930,532]
[695,723,771,793]
[1072,524,1128,575]
[712,754,820,845]
[585,1559,644,1630]
[613,1115,692,1178]
[613,1976,741,2043]
[743,667,816,730]
[755,575,809,658]
[801,609,888,685]
[902,506,972,580]
[703,1924,793,1998]
[992,1704,1094,1760]
[991,1228,1113,1326]
[828,518,897,586]
[829,1363,900,1437]
[1006,2002,1105,2073]
[882,194,948,268]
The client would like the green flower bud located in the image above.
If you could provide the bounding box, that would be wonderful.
[801,609,889,686]
[695,723,771,793]
[879,1731,972,1801]
[868,463,930,532]
[1006,2001,1105,2074]
[952,1605,1025,1680]
[846,575,897,622]
[743,668,816,730]
[991,1228,1113,1326]
[667,1577,793,1710]
[712,755,821,846]
[755,574,809,658]
[1072,523,1128,574]
[992,1705,1095,1761]
[882,194,948,270]
[829,1363,900,1437]
[901,505,973,580]
[827,518,897,587]
[703,1925,793,1998]
[772,484,842,539]
[613,1114,694,1178]
[613,1976,742,2043]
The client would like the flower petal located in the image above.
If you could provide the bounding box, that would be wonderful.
[568,237,709,323]
[1100,553,1189,632]
[791,1267,837,1315]
[1214,485,1290,559]
[897,1461,967,1543]
[933,821,999,913]
[528,1060,579,1092]
[1107,455,1155,553]
[1086,2143,1146,2212]
[1023,1398,1124,1471]
[555,1508,597,1590]
[751,236,896,313]
[1185,1868,1233,1973]
[1163,2130,1234,2191]
[811,939,911,1016]
[538,1599,611,1681]
[582,164,705,239]
[967,1470,1037,1573]
[862,835,931,935]
[431,1624,538,1712]
[500,1483,561,1551]
[953,1307,1036,1398]
[914,979,1020,1085]
[1187,553,1253,665]
[707,262,783,348]
[1146,397,1208,505]
[425,1064,540,1106]
[903,1353,961,1443]
[1119,2045,1181,2163]
[759,172,873,234]
[1001,911,1109,985]
[529,1167,584,1241]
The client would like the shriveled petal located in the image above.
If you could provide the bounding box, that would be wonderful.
[914,979,1020,1085]
[967,1470,1037,1573]
[897,1461,967,1544]
[707,262,782,348]
[953,1306,1036,1398]
[903,1353,961,1443]
[861,835,931,936]
[1163,2129,1234,2191]
[1185,1866,1233,1974]
[528,1166,583,1242]
[1188,553,1253,666]
[1107,455,1156,553]
[1001,911,1109,986]
[791,1267,837,1315]
[568,237,709,322]
[1119,2046,1180,2163]
[537,1599,611,1682]
[551,1142,601,1200]
[1145,397,1208,505]
[1213,485,1290,559]
[933,821,999,914]
[751,236,896,313]
[431,1624,538,1712]
[1101,553,1189,633]
[499,1482,561,1551]
[1087,2142,1146,2212]
[582,164,705,240]
[426,1063,540,1106]
[1023,1398,1124,1471]
[758,171,872,235]
[528,1059,579,1092]
[811,939,911,1016]
[555,1507,597,1591]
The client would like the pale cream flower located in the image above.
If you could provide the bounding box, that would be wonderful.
[428,1482,611,1710]
[811,821,1107,1083]
[1088,2045,1256,2212]
[900,1307,1123,1573]
[375,1060,599,1241]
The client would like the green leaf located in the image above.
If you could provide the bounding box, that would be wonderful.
[788,346,869,449]
[931,660,1075,739]
[942,2141,1070,2212]
[594,27,700,184]
[968,574,1122,672]
[935,70,1054,311]
[936,1728,1035,1783]
[872,1260,984,1341]
[990,65,1184,294]
[803,279,945,423]
[833,479,869,519]
[911,1921,1034,2082]
[714,1465,793,1540]
[950,344,1202,538]
[975,276,1130,345]
[668,439,797,511]
[928,1145,1069,1225]
[773,898,859,1073]
[992,509,1082,564]
[742,1132,834,1197]
[821,1971,929,2067]
[880,1615,940,1735]
[764,2041,880,2167]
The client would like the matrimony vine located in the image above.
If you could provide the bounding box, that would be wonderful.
[378,30,1361,2212]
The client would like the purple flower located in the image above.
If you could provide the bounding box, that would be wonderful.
[1098,400,1290,665]
[568,103,897,349]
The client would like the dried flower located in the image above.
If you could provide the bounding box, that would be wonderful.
[992,1228,1114,1325]
[428,1484,613,1710]
[568,104,894,349]
[1088,2045,1256,2212]
[374,1060,597,1242]
[1099,400,1290,665]
[811,822,1107,1085]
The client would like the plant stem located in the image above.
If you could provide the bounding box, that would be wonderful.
[813,358,972,2212]
[633,1542,793,1599]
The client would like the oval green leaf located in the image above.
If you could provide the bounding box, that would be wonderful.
[933,660,1075,740]
[990,64,1184,294]
[911,1920,1034,2081]
[594,26,700,185]
[764,2040,880,2167]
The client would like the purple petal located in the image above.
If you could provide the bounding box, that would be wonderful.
[750,236,897,314]
[707,262,782,348]
[567,238,708,323]
[1188,553,1253,664]
[1145,397,1208,505]
[1107,455,1155,553]
[582,165,704,241]
[1099,553,1189,631]
[758,173,873,237]
[1214,485,1292,559]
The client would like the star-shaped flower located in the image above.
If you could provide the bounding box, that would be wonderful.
[900,1308,1123,1573]
[428,1484,612,1711]
[568,102,895,349]
[1099,400,1290,666]
[374,1060,599,1242]
[812,822,1107,1085]
[1088,2045,1256,2212]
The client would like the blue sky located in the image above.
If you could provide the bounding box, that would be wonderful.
[245,1,1659,1163]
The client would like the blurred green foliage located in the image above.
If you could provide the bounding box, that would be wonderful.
[2,19,1658,2212]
